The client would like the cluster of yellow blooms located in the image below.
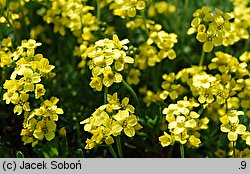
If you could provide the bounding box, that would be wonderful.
[0,37,12,68]
[43,0,96,38]
[157,49,250,150]
[215,147,250,157]
[134,21,177,69]
[140,72,185,106]
[109,0,148,18]
[0,0,29,30]
[0,38,63,146]
[188,6,233,52]
[84,34,134,91]
[43,0,98,69]
[148,1,176,18]
[140,72,185,107]
[160,73,185,101]
[80,92,142,149]
[223,0,250,46]
[159,97,209,147]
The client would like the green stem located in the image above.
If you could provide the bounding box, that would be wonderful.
[180,144,185,158]
[184,0,189,20]
[174,0,180,35]
[141,9,149,36]
[96,0,101,23]
[18,0,28,37]
[233,141,236,158]
[225,45,230,53]
[104,87,108,104]
[122,80,140,108]
[1,12,19,44]
[244,36,249,52]
[199,50,205,67]
[183,0,189,35]
[108,145,117,158]
[116,136,124,158]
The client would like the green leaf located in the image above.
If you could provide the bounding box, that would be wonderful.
[59,137,68,157]
[41,139,59,158]
[16,151,24,158]
[74,149,84,158]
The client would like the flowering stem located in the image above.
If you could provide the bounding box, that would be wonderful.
[108,145,117,158]
[116,136,124,158]
[122,79,140,108]
[245,36,249,52]
[18,0,28,37]
[104,87,108,104]
[233,141,236,158]
[141,9,149,36]
[174,0,180,35]
[96,0,101,23]
[199,50,205,67]
[1,12,19,44]
[180,144,185,158]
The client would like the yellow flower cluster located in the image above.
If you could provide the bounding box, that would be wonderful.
[141,88,162,107]
[0,37,13,68]
[126,68,141,85]
[178,51,248,108]
[21,97,63,146]
[110,0,148,18]
[1,38,63,146]
[148,1,176,18]
[160,72,185,101]
[135,22,177,69]
[84,34,134,91]
[223,0,250,46]
[159,97,209,147]
[215,147,250,158]
[44,0,96,37]
[43,0,97,67]
[43,0,103,74]
[80,92,142,149]
[0,0,29,30]
[208,52,249,109]
[140,71,186,107]
[187,6,232,52]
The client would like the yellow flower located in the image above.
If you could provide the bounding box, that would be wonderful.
[35,97,64,121]
[106,92,121,112]
[242,131,250,146]
[159,132,172,147]
[21,39,42,49]
[13,93,30,115]
[196,29,223,52]
[37,58,55,74]
[198,88,214,104]
[113,34,130,50]
[193,73,216,89]
[110,0,146,18]
[188,135,201,147]
[102,66,122,87]
[127,69,141,85]
[89,75,103,91]
[85,138,96,150]
[33,119,56,141]
[168,116,187,134]
[35,84,46,99]
[121,97,135,113]
[113,110,138,137]
[59,127,67,137]
[220,114,246,141]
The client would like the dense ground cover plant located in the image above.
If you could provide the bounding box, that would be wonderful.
[0,0,249,158]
